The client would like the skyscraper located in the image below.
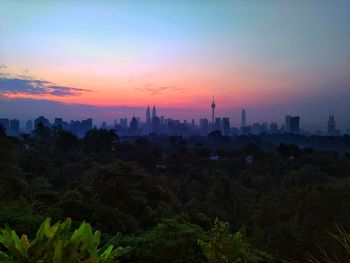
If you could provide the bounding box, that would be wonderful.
[285,115,300,133]
[290,117,300,133]
[34,116,49,128]
[81,118,93,135]
[211,96,216,127]
[9,119,20,135]
[120,118,128,129]
[222,117,230,136]
[146,105,151,134]
[241,109,246,128]
[200,118,209,135]
[130,115,138,134]
[152,116,160,134]
[214,117,221,131]
[152,105,157,118]
[327,113,336,135]
[285,115,291,132]
[0,119,10,133]
[146,106,151,122]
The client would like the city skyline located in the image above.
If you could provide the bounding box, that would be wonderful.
[0,101,347,136]
[0,101,350,134]
[0,1,350,130]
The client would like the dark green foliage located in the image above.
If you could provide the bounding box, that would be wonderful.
[117,217,208,263]
[0,201,44,236]
[83,128,119,162]
[0,217,125,263]
[198,219,270,263]
[1,127,350,262]
[0,136,28,200]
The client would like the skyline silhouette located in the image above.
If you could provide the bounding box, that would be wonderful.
[0,0,350,134]
[0,101,347,136]
[0,1,349,130]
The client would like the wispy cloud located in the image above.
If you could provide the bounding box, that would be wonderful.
[134,86,184,95]
[0,76,90,97]
[0,64,7,69]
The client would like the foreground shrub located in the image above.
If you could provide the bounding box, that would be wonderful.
[0,217,124,263]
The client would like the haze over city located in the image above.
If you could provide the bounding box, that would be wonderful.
[0,0,349,131]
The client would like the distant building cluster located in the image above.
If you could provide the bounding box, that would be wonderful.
[0,118,20,136]
[0,98,347,137]
[112,100,305,136]
[0,116,92,137]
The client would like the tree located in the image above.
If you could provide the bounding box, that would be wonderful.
[0,135,28,200]
[118,217,208,263]
[83,129,119,162]
[198,219,270,263]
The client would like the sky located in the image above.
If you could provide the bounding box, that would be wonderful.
[0,0,349,131]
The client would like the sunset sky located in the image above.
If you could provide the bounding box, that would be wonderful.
[0,0,349,130]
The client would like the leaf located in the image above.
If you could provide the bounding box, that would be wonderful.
[0,217,124,263]
[21,234,29,251]
[53,240,63,263]
[0,224,28,260]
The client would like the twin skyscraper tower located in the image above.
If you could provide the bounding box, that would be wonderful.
[145,105,160,134]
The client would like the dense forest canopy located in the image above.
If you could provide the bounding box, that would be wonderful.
[1,125,350,262]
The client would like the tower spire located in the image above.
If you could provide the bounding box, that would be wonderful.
[211,96,216,127]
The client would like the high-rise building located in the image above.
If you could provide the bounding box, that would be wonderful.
[222,117,230,135]
[146,106,151,123]
[241,125,252,135]
[241,109,246,128]
[291,117,300,133]
[285,115,291,132]
[120,118,128,129]
[9,119,20,135]
[100,121,107,129]
[145,106,151,134]
[152,116,160,134]
[252,123,261,135]
[232,127,239,136]
[327,113,336,135]
[82,118,93,132]
[152,105,157,118]
[285,115,300,133]
[34,116,50,128]
[211,96,216,127]
[130,116,138,134]
[200,118,209,135]
[214,117,221,131]
[0,118,10,133]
